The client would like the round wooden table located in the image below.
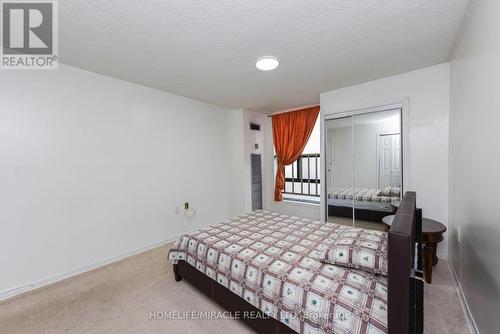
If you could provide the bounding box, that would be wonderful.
[381,215,446,284]
[422,218,447,283]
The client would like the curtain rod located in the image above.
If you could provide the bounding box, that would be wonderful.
[266,104,320,118]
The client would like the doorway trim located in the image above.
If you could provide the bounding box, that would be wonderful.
[320,97,410,222]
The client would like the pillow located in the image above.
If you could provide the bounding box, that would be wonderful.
[390,187,401,197]
[380,186,401,197]
[379,187,392,197]
[322,228,388,276]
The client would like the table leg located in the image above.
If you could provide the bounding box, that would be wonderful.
[423,244,433,284]
[432,243,438,266]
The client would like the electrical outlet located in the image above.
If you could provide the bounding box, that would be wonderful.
[457,227,461,243]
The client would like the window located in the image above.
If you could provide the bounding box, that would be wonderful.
[274,117,320,203]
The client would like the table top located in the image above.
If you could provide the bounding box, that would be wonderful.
[382,215,395,225]
[381,216,446,235]
[422,218,447,234]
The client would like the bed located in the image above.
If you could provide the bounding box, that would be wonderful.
[169,192,422,334]
[328,187,401,222]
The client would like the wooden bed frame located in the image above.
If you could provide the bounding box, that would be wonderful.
[173,192,423,334]
[327,203,396,222]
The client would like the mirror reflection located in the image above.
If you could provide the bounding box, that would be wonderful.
[326,109,402,230]
[326,116,354,226]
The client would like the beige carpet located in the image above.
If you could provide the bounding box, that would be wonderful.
[0,244,469,334]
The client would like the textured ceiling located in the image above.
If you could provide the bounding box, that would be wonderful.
[59,0,473,113]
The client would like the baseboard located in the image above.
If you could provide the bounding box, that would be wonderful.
[0,238,176,302]
[448,259,480,334]
[437,247,448,260]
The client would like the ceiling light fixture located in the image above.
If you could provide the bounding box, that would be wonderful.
[255,56,279,71]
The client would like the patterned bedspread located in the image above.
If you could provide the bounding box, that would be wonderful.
[328,187,399,203]
[168,211,388,334]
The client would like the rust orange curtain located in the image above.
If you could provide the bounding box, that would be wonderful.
[272,106,320,201]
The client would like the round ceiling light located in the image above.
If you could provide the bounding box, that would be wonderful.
[255,56,279,71]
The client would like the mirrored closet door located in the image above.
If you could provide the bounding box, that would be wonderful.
[325,108,402,230]
[325,116,354,227]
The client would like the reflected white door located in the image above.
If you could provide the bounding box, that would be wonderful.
[379,134,401,188]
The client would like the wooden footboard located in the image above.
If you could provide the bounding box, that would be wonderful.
[387,191,424,334]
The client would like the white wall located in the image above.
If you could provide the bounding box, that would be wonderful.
[227,109,266,215]
[243,110,266,212]
[227,109,246,215]
[320,63,450,257]
[449,1,500,332]
[0,64,242,298]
